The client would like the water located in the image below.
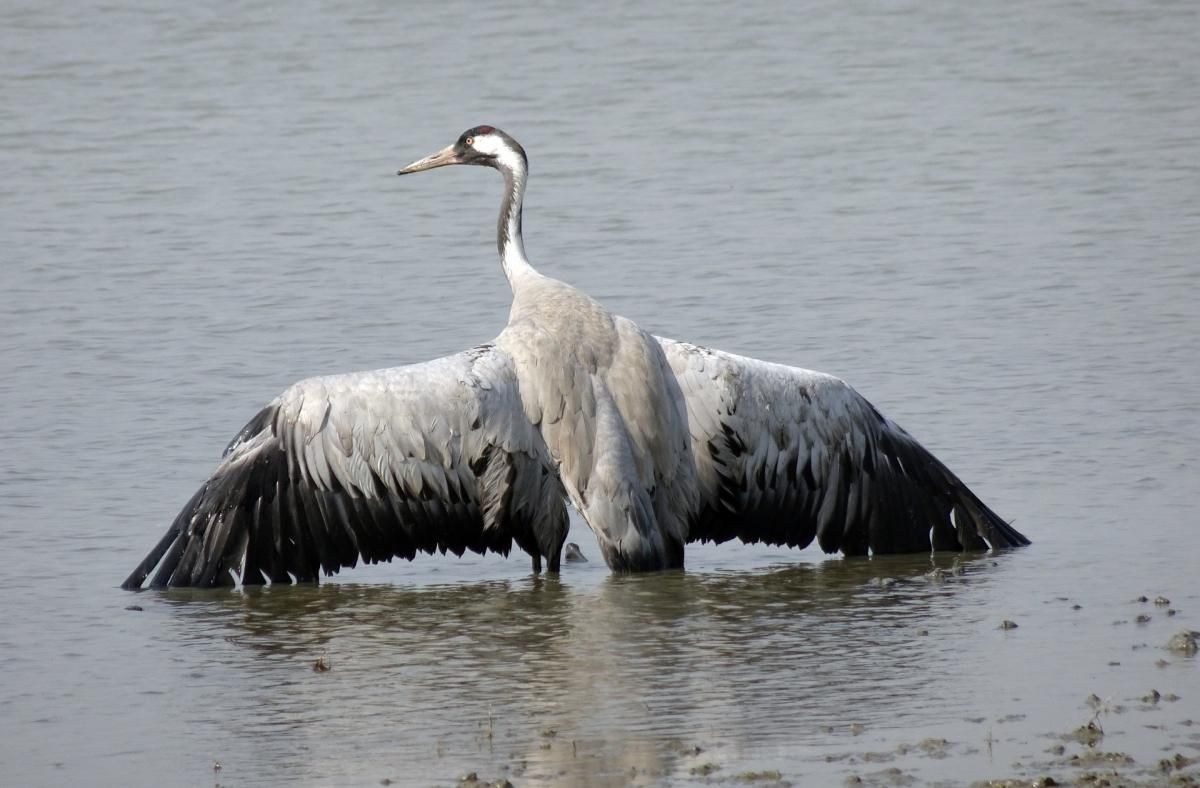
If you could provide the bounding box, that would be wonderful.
[2,0,1198,785]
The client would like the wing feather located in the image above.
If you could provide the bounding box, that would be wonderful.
[658,338,1029,555]
[122,345,568,589]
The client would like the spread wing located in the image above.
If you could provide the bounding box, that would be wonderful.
[122,344,568,589]
[658,339,1029,555]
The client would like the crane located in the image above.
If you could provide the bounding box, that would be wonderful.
[121,125,1028,589]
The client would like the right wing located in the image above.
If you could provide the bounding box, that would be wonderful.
[121,344,568,589]
[659,338,1029,555]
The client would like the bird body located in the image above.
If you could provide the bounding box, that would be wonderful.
[498,281,698,570]
[121,125,1027,590]
[460,126,697,570]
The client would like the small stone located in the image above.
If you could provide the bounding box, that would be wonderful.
[1156,659,1170,668]
[1000,620,1018,630]
[1167,608,1177,616]
[1159,753,1192,772]
[1072,604,1082,610]
[1166,630,1200,655]
[734,769,783,781]
[667,740,704,756]
[918,738,948,753]
[1154,596,1170,605]
[1143,689,1161,703]
[1068,750,1133,766]
[1136,613,1152,624]
[1068,721,1104,745]
[916,629,929,636]
[1136,595,1149,603]
[689,763,719,776]
[125,605,143,611]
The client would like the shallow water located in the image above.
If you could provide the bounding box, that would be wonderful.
[2,0,1198,785]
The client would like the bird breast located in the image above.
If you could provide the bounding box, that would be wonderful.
[498,278,693,504]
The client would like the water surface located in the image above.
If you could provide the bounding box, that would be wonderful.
[2,0,1198,785]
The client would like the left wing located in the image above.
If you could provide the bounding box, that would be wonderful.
[121,345,568,589]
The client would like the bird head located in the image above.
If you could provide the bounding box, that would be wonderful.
[397,125,527,176]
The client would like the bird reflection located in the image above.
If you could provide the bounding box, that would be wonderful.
[148,553,1005,786]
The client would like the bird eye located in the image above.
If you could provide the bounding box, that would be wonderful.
[465,137,474,146]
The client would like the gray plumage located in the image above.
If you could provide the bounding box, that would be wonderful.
[121,126,1027,590]
[121,347,567,588]
[659,340,1028,554]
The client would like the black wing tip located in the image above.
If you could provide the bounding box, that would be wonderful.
[120,517,189,590]
[122,405,279,590]
[124,447,569,590]
[979,511,1032,550]
[223,404,279,458]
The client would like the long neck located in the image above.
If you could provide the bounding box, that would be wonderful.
[498,162,537,286]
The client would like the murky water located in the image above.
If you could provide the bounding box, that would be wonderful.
[2,0,1198,785]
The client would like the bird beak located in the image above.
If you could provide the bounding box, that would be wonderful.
[397,144,461,175]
